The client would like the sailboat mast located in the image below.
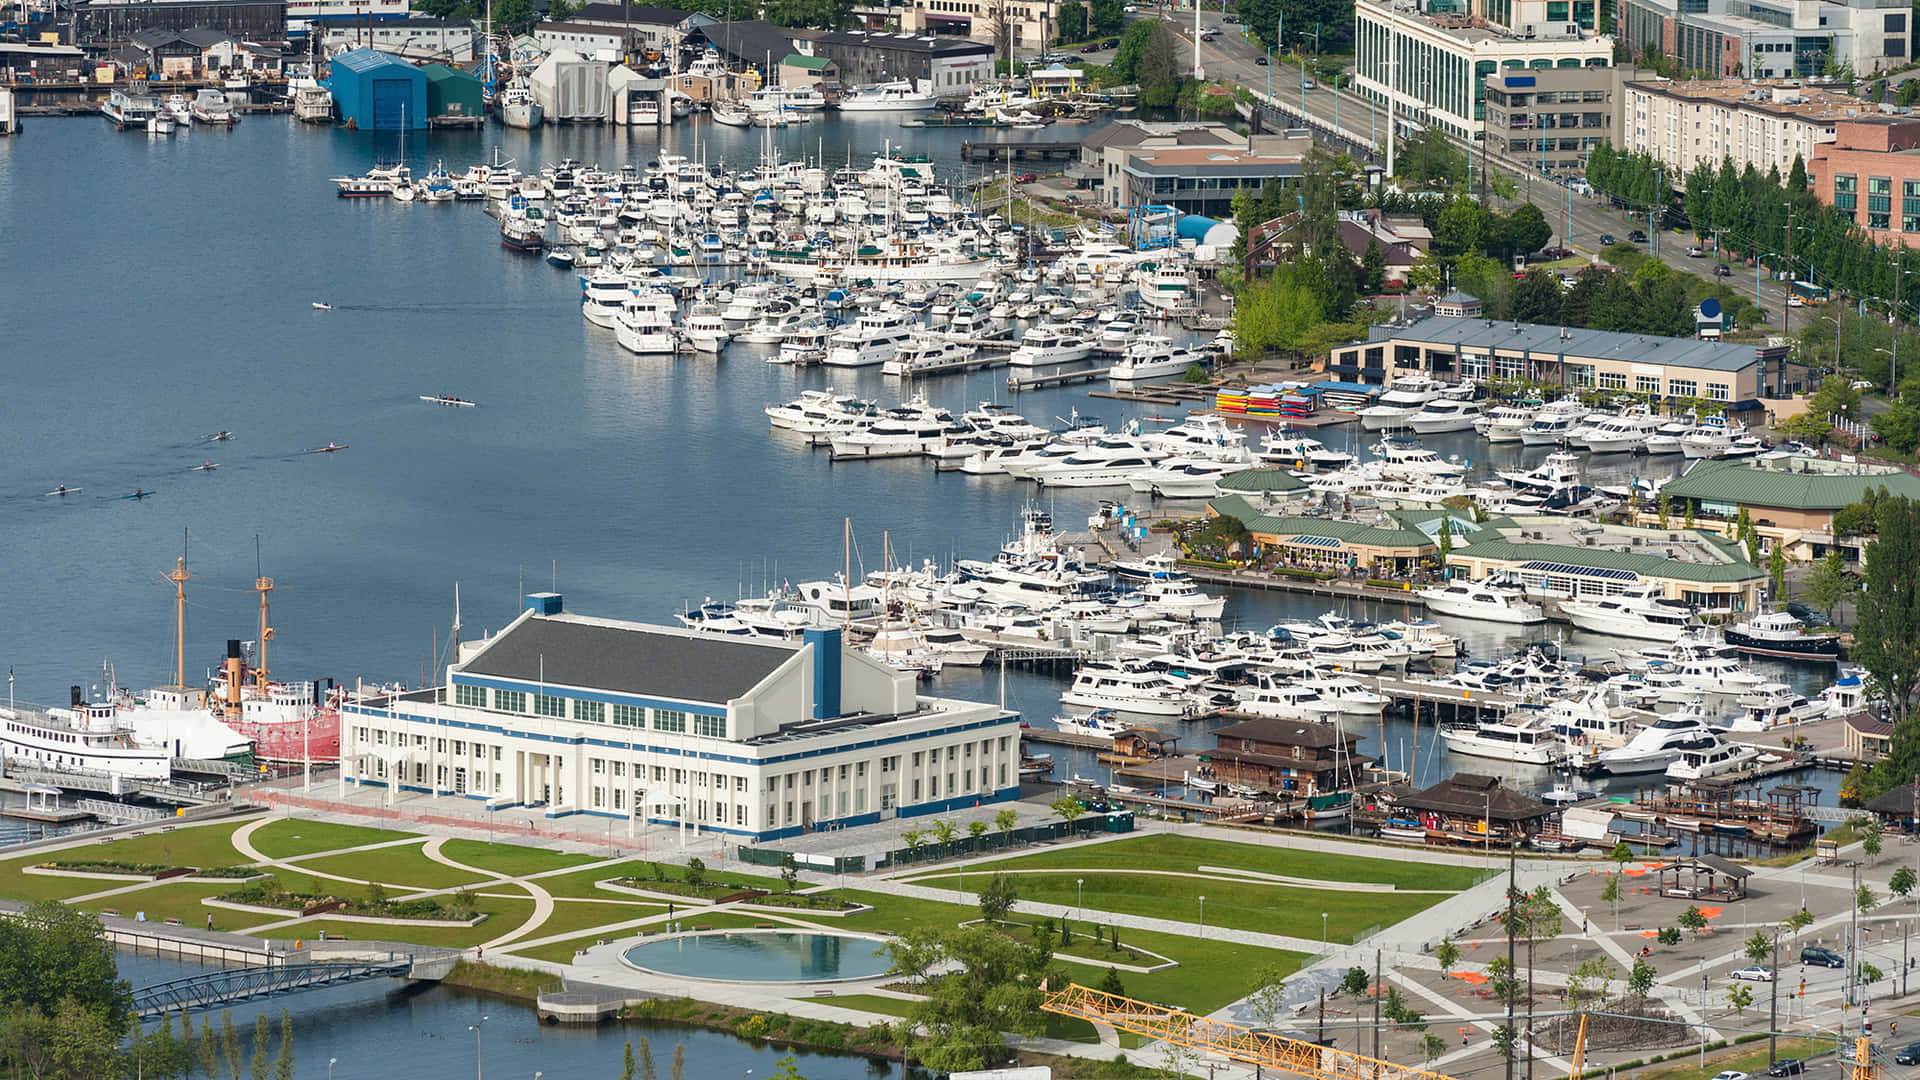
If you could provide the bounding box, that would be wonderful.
[842,517,852,630]
[168,550,190,690]
[254,536,274,685]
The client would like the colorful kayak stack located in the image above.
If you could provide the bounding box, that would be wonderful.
[1215,384,1316,420]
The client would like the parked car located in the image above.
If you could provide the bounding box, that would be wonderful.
[1710,1071,1750,1080]
[1627,229,1648,242]
[1801,947,1844,968]
[1201,32,1217,40]
[1568,178,1593,194]
[1852,379,1876,390]
[1256,55,1268,64]
[1598,233,1617,245]
[1082,42,1103,51]
[1895,1044,1920,1066]
[1766,1061,1804,1077]
[1715,263,1732,277]
[1223,12,1239,20]
[1539,246,1573,259]
[1730,966,1774,982]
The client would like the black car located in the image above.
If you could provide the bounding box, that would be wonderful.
[1801,946,1844,968]
[1767,1061,1804,1077]
[1895,1044,1920,1066]
[1256,55,1268,64]
[1715,263,1732,277]
[1627,229,1648,242]
[1598,233,1617,245]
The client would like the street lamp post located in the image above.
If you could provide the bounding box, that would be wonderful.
[329,1060,337,1080]
[1322,911,1329,954]
[1077,877,1084,923]
[470,1016,489,1080]
[1198,895,1206,940]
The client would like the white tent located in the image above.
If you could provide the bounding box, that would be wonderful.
[530,48,609,122]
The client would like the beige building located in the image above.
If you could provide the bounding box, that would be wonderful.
[1482,63,1634,176]
[1351,0,1614,144]
[1327,314,1788,399]
[1076,121,1240,207]
[898,0,1064,57]
[1624,78,1865,179]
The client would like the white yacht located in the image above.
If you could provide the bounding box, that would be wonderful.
[1475,403,1537,443]
[1129,458,1248,499]
[681,306,733,353]
[1680,416,1748,459]
[1369,438,1466,479]
[1356,376,1447,430]
[613,292,680,356]
[580,270,634,329]
[1134,576,1226,619]
[1231,681,1343,721]
[1439,714,1565,766]
[1008,324,1093,367]
[827,399,964,459]
[1297,674,1388,718]
[824,307,917,367]
[1731,683,1829,731]
[164,93,194,125]
[746,85,828,112]
[1110,341,1203,383]
[1144,416,1248,459]
[1417,578,1546,624]
[766,390,865,431]
[837,80,938,111]
[1590,712,1717,775]
[1259,432,1354,470]
[882,334,978,377]
[1665,736,1760,781]
[1585,410,1665,454]
[1054,709,1132,739]
[1031,445,1166,488]
[1406,399,1484,435]
[1563,583,1698,642]
[1061,664,1199,717]
[1517,413,1579,446]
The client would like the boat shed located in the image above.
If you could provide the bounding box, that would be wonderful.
[420,63,483,124]
[531,48,610,122]
[328,47,427,130]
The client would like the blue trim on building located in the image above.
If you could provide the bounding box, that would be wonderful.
[451,673,726,717]
[897,785,1021,818]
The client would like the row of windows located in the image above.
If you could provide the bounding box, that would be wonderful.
[1571,369,1730,399]
[452,685,723,738]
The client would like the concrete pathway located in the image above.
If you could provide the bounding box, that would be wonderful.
[418,836,559,951]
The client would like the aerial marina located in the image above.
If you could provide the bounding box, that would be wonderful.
[5,14,1919,1080]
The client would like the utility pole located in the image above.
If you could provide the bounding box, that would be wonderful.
[1783,202,1794,337]
[1373,948,1383,1062]
[1318,987,1326,1044]
[1770,930,1780,1067]
[1850,861,1861,1022]
[1506,841,1517,1080]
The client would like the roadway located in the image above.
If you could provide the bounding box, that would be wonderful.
[1151,15,1800,323]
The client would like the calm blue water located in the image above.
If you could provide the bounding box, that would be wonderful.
[624,932,892,982]
[0,114,1837,796]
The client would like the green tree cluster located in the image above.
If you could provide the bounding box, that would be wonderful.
[883,926,1051,1071]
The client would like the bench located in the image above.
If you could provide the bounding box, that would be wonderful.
[164,918,183,926]
[100,908,120,917]
[812,989,835,997]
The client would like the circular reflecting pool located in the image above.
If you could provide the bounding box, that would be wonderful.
[622,931,892,982]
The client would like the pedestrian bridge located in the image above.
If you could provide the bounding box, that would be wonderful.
[132,958,418,1019]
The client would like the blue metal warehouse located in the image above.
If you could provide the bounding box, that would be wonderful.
[328,48,427,131]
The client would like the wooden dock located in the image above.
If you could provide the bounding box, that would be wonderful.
[1022,728,1125,752]
[1009,366,1111,393]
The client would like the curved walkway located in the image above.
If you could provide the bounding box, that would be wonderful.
[900,865,1447,894]
[419,836,558,950]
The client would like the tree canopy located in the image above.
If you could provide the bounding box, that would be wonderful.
[884,926,1050,1071]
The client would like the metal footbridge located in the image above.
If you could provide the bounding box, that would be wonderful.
[132,957,416,1019]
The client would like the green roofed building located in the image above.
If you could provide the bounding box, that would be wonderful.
[1658,458,1920,560]
[1447,515,1766,613]
[1207,495,1440,573]
[1214,468,1311,498]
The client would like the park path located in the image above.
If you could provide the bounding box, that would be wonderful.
[418,836,559,950]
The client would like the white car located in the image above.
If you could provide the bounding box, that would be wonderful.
[1729,966,1775,982]
[1711,1071,1750,1080]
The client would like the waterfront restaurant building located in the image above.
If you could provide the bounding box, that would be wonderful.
[338,595,1022,841]
[1326,315,1791,401]
[1446,516,1767,612]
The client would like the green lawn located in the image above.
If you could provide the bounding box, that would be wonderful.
[523,899,661,942]
[56,819,254,870]
[0,860,141,903]
[823,994,1106,1043]
[928,834,1485,891]
[289,892,537,949]
[911,869,1434,944]
[1636,1039,1822,1080]
[298,846,492,891]
[249,819,419,860]
[77,881,256,931]
[531,860,665,900]
[440,839,600,878]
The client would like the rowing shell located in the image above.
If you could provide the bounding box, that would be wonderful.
[307,444,349,454]
[420,396,477,407]
[123,490,155,500]
[190,463,220,472]
[45,487,82,496]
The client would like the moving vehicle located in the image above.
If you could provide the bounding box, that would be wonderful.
[1765,1061,1803,1077]
[1598,233,1616,245]
[1800,947,1843,968]
[1893,1045,1920,1066]
[1790,280,1829,306]
[1627,229,1648,242]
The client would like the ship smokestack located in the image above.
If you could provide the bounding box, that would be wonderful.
[227,639,242,659]
[70,686,83,707]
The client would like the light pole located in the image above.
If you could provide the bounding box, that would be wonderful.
[1198,894,1206,940]
[1077,877,1084,922]
[1322,911,1329,953]
[329,1060,337,1080]
[469,1016,489,1080]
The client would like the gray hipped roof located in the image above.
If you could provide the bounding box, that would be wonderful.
[460,615,795,705]
[1367,314,1761,373]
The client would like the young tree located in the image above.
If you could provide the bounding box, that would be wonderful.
[1727,982,1754,1016]
[221,1013,242,1080]
[1338,966,1371,997]
[994,807,1019,847]
[1422,1033,1448,1064]
[1745,930,1773,965]
[1434,937,1461,977]
[1628,956,1657,1002]
[622,1041,636,1080]
[684,857,707,887]
[1891,865,1916,903]
[639,1037,657,1080]
[1769,543,1787,597]
[932,819,959,854]
[1491,1023,1518,1061]
[978,872,1018,923]
[1050,795,1087,829]
[272,1010,292,1080]
[1786,908,1815,934]
[1600,873,1623,928]
[1863,819,1884,857]
[896,925,1050,1071]
[669,1042,685,1080]
[968,820,989,851]
[1098,966,1127,998]
[1677,904,1709,936]
[1805,551,1851,626]
[779,853,800,892]
[248,1014,269,1080]
[901,827,927,861]
[1247,965,1290,1026]
[1859,884,1878,911]
[1486,955,1517,1005]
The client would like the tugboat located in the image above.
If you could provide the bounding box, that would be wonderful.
[1723,610,1842,661]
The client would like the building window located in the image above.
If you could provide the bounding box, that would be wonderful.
[1597,371,1628,391]
[493,689,526,712]
[1706,382,1730,401]
[574,699,605,724]
[455,684,487,708]
[1869,176,1893,229]
[653,708,688,733]
[1835,173,1857,212]
[1635,375,1660,394]
[1566,364,1595,387]
[1669,378,1698,397]
[692,714,725,738]
[612,703,645,727]
[1904,180,1920,232]
[535,694,566,718]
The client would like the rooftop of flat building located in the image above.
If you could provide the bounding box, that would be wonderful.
[457,611,799,705]
[1626,77,1868,122]
[1459,516,1765,582]
[1355,0,1611,46]
[1355,314,1763,372]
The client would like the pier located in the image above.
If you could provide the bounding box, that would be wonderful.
[1008,366,1111,392]
[960,141,1080,163]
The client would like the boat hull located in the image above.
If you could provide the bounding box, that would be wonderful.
[1724,628,1842,661]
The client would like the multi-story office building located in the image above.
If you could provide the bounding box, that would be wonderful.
[1482,63,1633,174]
[1615,0,1908,78]
[1624,78,1863,178]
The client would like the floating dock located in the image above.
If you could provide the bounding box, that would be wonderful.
[1009,366,1111,392]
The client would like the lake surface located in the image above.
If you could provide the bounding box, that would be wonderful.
[0,111,1840,801]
